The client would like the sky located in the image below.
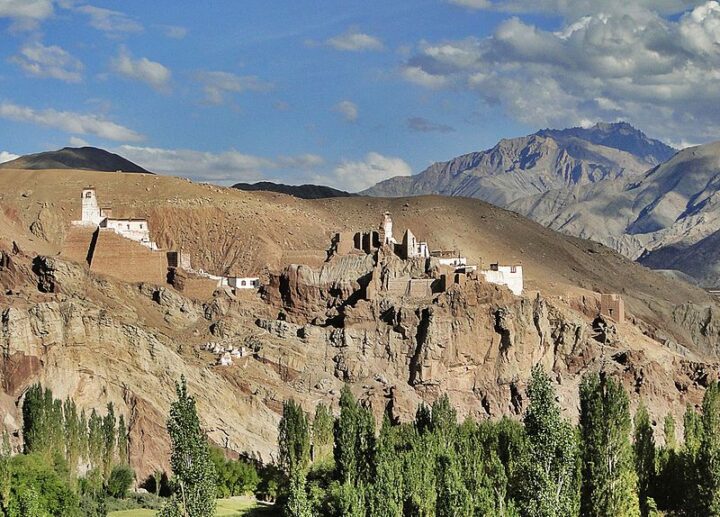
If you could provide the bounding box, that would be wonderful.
[0,0,719,190]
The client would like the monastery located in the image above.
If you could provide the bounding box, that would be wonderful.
[61,187,259,297]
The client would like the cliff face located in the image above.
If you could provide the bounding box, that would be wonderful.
[3,244,717,481]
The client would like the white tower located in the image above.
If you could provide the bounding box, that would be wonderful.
[81,187,102,225]
[381,211,394,244]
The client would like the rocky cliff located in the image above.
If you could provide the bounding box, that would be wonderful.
[1,169,719,482]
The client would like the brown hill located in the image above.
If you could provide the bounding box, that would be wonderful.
[0,146,151,173]
[1,168,718,481]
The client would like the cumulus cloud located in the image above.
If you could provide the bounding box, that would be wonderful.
[76,5,142,34]
[401,1,720,143]
[198,71,273,105]
[451,0,700,16]
[115,145,326,184]
[327,29,384,51]
[0,151,19,164]
[11,42,84,83]
[331,152,412,191]
[333,100,359,122]
[407,117,455,133]
[112,48,171,92]
[0,102,143,142]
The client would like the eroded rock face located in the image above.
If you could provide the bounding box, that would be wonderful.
[2,249,719,483]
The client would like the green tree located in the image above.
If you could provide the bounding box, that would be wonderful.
[436,452,472,517]
[162,376,217,517]
[278,400,310,476]
[285,469,312,517]
[106,464,135,498]
[311,403,334,463]
[87,410,104,471]
[516,365,579,517]
[117,414,129,465]
[334,386,359,484]
[634,404,656,515]
[580,373,640,517]
[698,382,720,515]
[371,416,403,517]
[0,432,11,514]
[102,403,117,479]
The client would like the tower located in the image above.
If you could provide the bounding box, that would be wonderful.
[81,187,102,225]
[380,211,394,244]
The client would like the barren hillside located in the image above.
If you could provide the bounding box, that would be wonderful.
[2,168,719,482]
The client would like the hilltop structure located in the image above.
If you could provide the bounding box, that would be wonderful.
[62,188,259,297]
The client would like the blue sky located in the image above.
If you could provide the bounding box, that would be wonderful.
[0,0,717,189]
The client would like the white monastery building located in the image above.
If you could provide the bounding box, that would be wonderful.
[480,263,523,296]
[73,187,158,250]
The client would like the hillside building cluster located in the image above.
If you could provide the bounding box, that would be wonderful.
[63,187,258,297]
[331,212,523,296]
[61,188,624,325]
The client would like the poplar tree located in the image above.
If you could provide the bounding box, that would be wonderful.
[162,376,217,517]
[334,386,359,484]
[698,382,720,516]
[88,409,104,470]
[311,403,334,463]
[285,469,312,517]
[634,404,656,515]
[580,373,640,517]
[371,416,403,517]
[436,453,472,517]
[63,398,81,476]
[278,400,310,476]
[515,365,579,517]
[117,414,129,465]
[102,402,117,479]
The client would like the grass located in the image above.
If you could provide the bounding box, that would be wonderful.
[108,496,277,517]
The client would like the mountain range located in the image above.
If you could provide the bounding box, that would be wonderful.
[363,122,676,205]
[232,181,355,199]
[363,122,720,287]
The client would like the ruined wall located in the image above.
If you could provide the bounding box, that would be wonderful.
[60,226,96,264]
[281,250,327,268]
[89,229,167,284]
[181,277,219,300]
[601,293,625,323]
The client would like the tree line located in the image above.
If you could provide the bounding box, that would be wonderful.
[274,366,720,517]
[0,384,135,516]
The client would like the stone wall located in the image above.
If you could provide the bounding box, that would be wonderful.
[89,229,167,284]
[61,227,96,265]
[181,277,219,300]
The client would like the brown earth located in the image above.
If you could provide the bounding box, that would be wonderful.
[1,168,719,481]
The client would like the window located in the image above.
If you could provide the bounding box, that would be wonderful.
[241,280,247,286]
[140,224,143,229]
[85,192,92,199]
[127,224,130,230]
[510,266,517,273]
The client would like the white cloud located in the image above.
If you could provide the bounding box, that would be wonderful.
[0,102,143,142]
[115,145,325,184]
[69,136,89,147]
[407,117,455,133]
[198,71,274,105]
[333,100,359,122]
[0,151,19,164]
[401,65,449,89]
[0,0,52,29]
[401,1,720,143]
[76,5,142,34]
[448,0,492,9]
[11,42,83,83]
[331,152,412,191]
[327,29,384,52]
[160,25,187,39]
[112,48,171,92]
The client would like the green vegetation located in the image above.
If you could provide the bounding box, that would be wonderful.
[273,369,720,516]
